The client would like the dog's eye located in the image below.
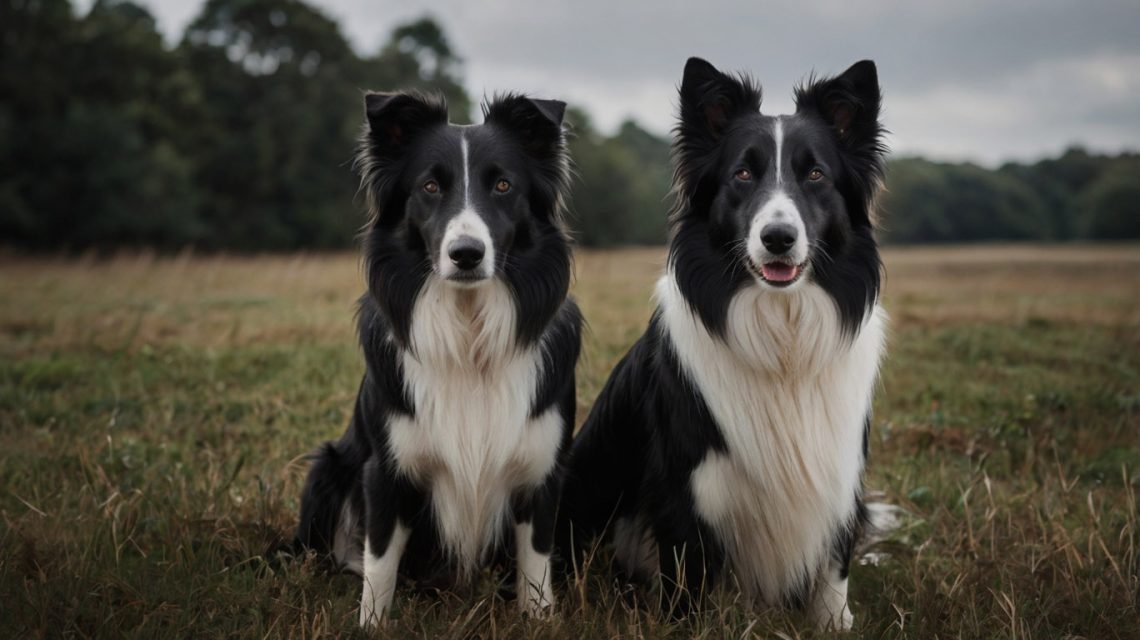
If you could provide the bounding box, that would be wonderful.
[734,168,752,181]
[494,179,511,194]
[808,168,824,181]
[423,180,440,194]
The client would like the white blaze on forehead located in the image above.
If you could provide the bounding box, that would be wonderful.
[745,117,808,274]
[461,134,471,208]
[774,117,785,186]
[439,132,495,280]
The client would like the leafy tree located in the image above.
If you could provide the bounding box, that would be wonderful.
[999,147,1113,239]
[610,120,672,243]
[565,112,671,246]
[1078,159,1140,239]
[1,0,203,248]
[368,16,471,122]
[2,1,1137,250]
[180,0,363,249]
[0,0,77,244]
[882,158,1051,243]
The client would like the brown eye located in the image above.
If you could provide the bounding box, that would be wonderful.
[423,180,439,194]
[808,168,824,181]
[734,168,752,181]
[494,179,511,193]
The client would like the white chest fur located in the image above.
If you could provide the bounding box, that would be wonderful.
[385,279,563,573]
[657,273,886,602]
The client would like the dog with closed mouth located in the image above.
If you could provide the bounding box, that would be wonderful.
[294,91,581,627]
[561,58,889,630]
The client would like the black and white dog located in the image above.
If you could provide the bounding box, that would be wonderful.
[295,91,581,626]
[562,58,888,630]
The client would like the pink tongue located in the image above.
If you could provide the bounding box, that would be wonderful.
[761,262,799,282]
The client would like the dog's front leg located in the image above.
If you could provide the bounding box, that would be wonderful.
[810,500,861,631]
[809,558,854,631]
[513,474,560,616]
[654,501,722,619]
[358,459,409,629]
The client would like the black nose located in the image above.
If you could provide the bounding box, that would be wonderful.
[448,236,485,270]
[760,224,798,255]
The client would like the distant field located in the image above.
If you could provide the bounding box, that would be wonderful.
[2,245,1138,638]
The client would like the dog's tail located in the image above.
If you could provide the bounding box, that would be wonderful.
[294,436,366,572]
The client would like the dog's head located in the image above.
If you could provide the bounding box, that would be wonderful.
[358,92,568,287]
[673,57,886,293]
[355,91,572,346]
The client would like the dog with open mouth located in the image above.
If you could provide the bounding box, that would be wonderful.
[561,57,889,630]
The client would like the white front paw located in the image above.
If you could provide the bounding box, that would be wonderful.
[834,607,854,631]
[358,602,379,629]
[813,605,853,631]
[359,584,387,629]
[515,523,555,619]
[811,571,853,631]
[518,587,555,617]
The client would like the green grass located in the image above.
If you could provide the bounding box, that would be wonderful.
[2,246,1138,638]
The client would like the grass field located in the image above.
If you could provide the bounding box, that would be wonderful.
[2,245,1138,638]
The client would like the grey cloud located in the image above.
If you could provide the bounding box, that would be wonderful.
[100,0,1140,163]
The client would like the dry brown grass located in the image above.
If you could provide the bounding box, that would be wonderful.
[1,244,1138,638]
[4,244,1134,349]
[12,243,1132,422]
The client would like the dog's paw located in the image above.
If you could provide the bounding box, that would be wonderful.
[812,606,853,632]
[358,588,389,629]
[518,589,555,618]
[358,603,382,629]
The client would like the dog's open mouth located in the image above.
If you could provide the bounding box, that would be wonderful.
[749,258,806,287]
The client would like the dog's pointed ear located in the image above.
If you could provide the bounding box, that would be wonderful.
[795,60,882,148]
[483,94,567,159]
[678,57,762,143]
[527,98,567,130]
[364,91,449,153]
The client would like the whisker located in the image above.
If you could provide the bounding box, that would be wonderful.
[808,238,836,268]
[717,238,751,281]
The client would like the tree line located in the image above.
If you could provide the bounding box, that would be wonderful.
[2,0,1137,251]
[881,150,1140,243]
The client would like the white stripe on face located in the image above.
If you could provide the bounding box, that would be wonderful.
[742,118,808,277]
[774,117,784,186]
[439,132,495,283]
[462,134,471,208]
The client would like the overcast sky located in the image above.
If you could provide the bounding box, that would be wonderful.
[79,0,1140,165]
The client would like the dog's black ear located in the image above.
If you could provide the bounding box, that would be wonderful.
[678,57,762,143]
[795,60,882,149]
[796,61,887,226]
[363,91,449,153]
[483,94,567,159]
[356,92,447,229]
